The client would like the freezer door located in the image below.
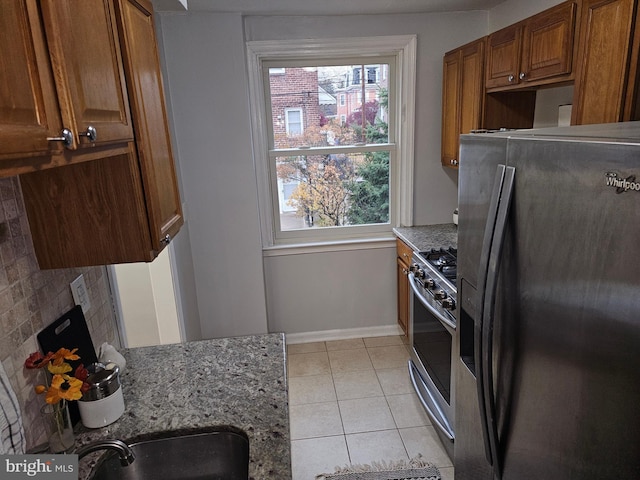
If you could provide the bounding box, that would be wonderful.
[456,133,508,480]
[493,137,640,479]
[457,134,508,289]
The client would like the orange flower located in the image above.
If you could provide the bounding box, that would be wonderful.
[48,362,73,375]
[26,347,88,404]
[51,348,80,366]
[25,352,53,369]
[45,374,84,403]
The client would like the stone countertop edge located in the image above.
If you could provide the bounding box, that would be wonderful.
[75,333,291,480]
[393,223,458,252]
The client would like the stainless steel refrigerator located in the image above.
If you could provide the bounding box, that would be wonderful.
[455,122,640,480]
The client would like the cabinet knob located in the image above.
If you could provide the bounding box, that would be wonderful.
[79,125,98,142]
[161,234,171,245]
[519,72,526,80]
[450,159,458,166]
[47,128,74,148]
[508,74,515,83]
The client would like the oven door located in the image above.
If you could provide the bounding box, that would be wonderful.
[408,272,455,451]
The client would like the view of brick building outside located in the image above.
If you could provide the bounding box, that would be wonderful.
[269,68,322,148]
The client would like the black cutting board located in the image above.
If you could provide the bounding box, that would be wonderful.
[37,305,99,425]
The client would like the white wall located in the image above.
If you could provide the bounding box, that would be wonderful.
[109,248,182,347]
[158,12,269,339]
[489,0,564,31]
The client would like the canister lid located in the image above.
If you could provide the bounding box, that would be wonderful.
[81,363,121,401]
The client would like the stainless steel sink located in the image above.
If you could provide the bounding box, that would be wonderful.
[88,430,249,480]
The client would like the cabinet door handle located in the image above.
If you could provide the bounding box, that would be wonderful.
[47,128,74,148]
[161,234,171,245]
[79,125,97,142]
[508,74,515,83]
[519,72,526,80]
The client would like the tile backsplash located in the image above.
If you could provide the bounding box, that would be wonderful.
[0,177,120,449]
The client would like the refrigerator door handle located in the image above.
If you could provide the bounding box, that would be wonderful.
[475,164,515,477]
[475,164,506,467]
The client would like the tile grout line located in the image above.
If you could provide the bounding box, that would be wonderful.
[326,340,353,464]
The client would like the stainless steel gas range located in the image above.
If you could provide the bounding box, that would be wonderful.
[407,247,457,459]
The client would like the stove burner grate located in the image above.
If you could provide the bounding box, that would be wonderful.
[420,248,457,281]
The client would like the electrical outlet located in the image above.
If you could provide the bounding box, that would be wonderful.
[70,274,91,314]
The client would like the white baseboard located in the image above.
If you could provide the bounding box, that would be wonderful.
[285,324,404,345]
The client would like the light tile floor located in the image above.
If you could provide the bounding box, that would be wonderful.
[287,335,454,480]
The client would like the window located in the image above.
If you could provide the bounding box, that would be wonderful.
[352,67,361,85]
[247,36,416,247]
[285,108,303,135]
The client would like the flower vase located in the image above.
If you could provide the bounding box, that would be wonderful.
[40,402,75,453]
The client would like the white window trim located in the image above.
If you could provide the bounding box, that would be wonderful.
[247,35,416,251]
[284,108,304,135]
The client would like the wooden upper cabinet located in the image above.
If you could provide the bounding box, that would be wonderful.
[485,24,522,89]
[521,1,578,83]
[441,51,462,167]
[0,1,63,162]
[442,38,485,168]
[113,0,183,250]
[572,0,640,125]
[40,0,133,149]
[459,41,485,139]
[21,144,156,268]
[486,0,578,91]
[19,0,183,268]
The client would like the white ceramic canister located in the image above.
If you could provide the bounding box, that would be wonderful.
[78,363,125,428]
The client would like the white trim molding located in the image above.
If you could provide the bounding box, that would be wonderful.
[247,35,416,249]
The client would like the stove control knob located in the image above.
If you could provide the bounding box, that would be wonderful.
[409,263,420,274]
[411,267,426,279]
[442,298,456,310]
[424,277,435,289]
[434,290,447,300]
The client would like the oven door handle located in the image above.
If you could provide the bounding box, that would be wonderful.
[408,273,456,331]
[408,361,454,441]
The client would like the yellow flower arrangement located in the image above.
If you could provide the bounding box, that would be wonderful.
[25,348,90,403]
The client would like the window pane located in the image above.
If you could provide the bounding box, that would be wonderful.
[269,64,389,149]
[275,151,390,231]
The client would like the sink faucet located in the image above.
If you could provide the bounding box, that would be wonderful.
[76,439,135,466]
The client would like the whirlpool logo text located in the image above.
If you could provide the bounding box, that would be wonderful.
[1,455,77,479]
[605,172,640,193]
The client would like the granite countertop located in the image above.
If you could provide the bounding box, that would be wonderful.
[76,334,290,480]
[393,223,458,252]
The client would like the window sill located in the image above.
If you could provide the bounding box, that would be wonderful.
[262,235,396,257]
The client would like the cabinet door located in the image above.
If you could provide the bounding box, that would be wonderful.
[441,51,461,167]
[485,24,522,89]
[397,256,409,336]
[0,0,63,161]
[459,39,485,139]
[40,0,133,149]
[396,239,413,337]
[572,0,638,125]
[520,1,578,84]
[114,0,183,252]
[21,144,155,269]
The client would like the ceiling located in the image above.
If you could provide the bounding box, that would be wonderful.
[152,0,506,15]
